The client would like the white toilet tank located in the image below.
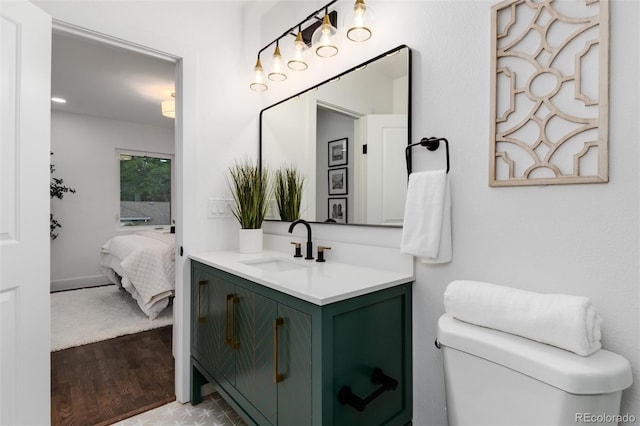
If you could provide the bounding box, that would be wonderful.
[437,314,633,426]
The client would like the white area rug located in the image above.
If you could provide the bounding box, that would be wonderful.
[51,284,173,352]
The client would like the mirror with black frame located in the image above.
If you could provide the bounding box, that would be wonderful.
[260,45,411,227]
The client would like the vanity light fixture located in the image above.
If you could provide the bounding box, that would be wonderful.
[311,9,339,58]
[251,0,375,92]
[345,0,373,42]
[249,1,337,91]
[161,92,175,118]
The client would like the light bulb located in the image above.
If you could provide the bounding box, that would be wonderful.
[268,45,287,82]
[287,31,309,71]
[250,57,268,92]
[346,0,373,42]
[161,99,175,118]
[311,14,339,58]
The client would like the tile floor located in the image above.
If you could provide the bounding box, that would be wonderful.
[112,393,247,426]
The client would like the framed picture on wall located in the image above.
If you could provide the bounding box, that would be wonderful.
[328,198,347,224]
[328,167,348,195]
[328,138,348,167]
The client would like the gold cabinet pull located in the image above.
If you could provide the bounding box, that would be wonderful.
[197,280,208,323]
[231,296,240,349]
[225,294,240,348]
[273,317,285,383]
[225,294,233,345]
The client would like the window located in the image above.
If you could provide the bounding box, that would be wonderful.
[119,151,173,227]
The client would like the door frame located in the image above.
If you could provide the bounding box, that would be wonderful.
[51,19,194,403]
[316,102,365,223]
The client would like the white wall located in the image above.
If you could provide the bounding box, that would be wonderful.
[50,111,174,291]
[393,75,408,114]
[261,93,316,219]
[36,0,639,422]
[315,65,395,113]
[256,1,639,424]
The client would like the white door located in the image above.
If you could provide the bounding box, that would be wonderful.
[0,1,52,424]
[364,114,408,225]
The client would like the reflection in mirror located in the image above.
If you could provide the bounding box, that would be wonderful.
[260,45,410,227]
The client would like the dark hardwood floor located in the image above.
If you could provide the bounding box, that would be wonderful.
[51,326,175,426]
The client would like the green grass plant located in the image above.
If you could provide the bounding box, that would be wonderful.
[274,165,305,222]
[228,159,270,229]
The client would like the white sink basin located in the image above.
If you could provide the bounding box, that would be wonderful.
[242,257,311,272]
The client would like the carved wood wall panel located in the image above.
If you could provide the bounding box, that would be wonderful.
[489,0,609,186]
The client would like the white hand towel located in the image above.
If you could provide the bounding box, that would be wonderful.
[401,170,452,263]
[443,280,603,356]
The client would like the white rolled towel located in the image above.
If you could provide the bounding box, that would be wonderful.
[443,280,603,356]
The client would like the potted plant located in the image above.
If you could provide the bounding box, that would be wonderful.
[50,152,76,240]
[274,165,305,222]
[228,159,270,253]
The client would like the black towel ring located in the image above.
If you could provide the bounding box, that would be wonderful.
[405,137,450,176]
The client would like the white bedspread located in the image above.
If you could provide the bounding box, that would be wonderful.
[100,230,175,319]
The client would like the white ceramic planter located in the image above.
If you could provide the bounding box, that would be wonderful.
[238,228,263,254]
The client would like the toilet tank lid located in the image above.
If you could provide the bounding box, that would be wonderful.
[437,314,632,394]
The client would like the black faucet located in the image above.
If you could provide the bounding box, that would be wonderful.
[288,219,313,260]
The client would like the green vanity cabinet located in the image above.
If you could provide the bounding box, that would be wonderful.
[191,259,412,426]
[191,263,310,425]
[191,265,235,383]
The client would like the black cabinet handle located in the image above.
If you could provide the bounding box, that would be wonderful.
[338,368,398,412]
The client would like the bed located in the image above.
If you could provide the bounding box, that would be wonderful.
[100,230,175,319]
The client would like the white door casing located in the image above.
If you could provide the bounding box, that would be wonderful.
[0,1,52,424]
[50,19,193,402]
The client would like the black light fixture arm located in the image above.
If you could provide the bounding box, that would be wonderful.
[287,24,303,39]
[256,0,338,58]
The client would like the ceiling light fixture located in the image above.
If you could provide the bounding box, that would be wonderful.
[250,0,372,92]
[51,97,67,104]
[161,93,175,118]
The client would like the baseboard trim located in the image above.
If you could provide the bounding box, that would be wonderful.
[201,383,215,398]
[50,275,112,292]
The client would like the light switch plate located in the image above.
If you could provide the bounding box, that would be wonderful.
[208,198,233,219]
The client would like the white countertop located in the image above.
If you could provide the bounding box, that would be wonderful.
[189,249,414,306]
